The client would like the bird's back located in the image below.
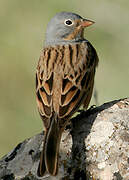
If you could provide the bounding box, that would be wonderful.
[36,40,98,129]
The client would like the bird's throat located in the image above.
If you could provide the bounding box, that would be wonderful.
[63,26,84,41]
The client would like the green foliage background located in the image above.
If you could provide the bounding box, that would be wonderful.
[0,0,129,157]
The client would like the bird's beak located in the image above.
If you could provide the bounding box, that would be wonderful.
[81,19,95,27]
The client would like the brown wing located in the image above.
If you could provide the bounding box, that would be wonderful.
[36,48,54,129]
[36,42,99,127]
[58,42,99,119]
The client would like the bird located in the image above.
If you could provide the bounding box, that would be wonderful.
[36,12,99,176]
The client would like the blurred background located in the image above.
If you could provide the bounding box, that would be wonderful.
[0,0,129,158]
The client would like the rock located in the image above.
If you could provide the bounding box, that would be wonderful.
[0,98,128,180]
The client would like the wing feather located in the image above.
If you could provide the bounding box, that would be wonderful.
[59,42,98,118]
[61,86,78,106]
[36,49,53,119]
[62,78,73,94]
[36,42,99,121]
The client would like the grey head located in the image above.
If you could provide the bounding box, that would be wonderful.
[44,12,94,46]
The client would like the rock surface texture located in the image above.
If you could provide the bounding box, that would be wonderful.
[0,98,129,180]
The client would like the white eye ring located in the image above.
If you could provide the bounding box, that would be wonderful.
[64,19,74,26]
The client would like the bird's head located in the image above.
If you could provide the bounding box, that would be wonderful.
[45,12,94,46]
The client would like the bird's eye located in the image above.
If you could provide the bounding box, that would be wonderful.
[64,19,73,26]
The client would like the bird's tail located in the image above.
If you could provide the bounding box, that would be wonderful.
[37,115,61,176]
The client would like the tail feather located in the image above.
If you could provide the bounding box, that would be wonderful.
[38,115,61,176]
[37,145,46,176]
